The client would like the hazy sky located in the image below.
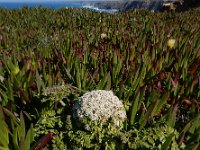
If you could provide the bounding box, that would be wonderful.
[1,0,125,1]
[1,0,109,1]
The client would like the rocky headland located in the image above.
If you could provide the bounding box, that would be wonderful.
[82,0,200,12]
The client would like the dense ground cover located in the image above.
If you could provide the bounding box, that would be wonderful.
[0,7,199,149]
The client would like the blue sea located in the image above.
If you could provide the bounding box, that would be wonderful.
[0,1,82,9]
[0,1,118,13]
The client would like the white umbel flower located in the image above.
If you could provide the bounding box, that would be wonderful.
[73,90,126,128]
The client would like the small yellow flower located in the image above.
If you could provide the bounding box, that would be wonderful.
[167,39,176,49]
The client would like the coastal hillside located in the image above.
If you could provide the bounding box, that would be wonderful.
[83,0,200,11]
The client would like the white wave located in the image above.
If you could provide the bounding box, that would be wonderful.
[82,4,118,13]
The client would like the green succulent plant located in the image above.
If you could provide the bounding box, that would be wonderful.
[0,7,199,149]
[0,106,34,150]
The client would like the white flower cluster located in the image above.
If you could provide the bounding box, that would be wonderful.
[100,33,107,39]
[73,90,126,128]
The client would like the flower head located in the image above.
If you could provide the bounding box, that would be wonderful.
[167,38,176,49]
[0,75,4,82]
[100,33,107,39]
[73,90,126,129]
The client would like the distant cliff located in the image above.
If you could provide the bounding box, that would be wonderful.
[82,1,163,11]
[82,0,200,12]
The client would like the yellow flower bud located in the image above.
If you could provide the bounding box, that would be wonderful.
[167,39,176,49]
[12,65,19,75]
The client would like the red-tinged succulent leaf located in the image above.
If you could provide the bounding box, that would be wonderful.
[33,132,53,150]
[159,72,166,80]
[191,63,199,75]
[183,98,192,106]
[192,75,199,85]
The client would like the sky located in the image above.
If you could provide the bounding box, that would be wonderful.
[0,0,111,1]
[1,0,121,3]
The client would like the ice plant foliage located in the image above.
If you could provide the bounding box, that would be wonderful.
[0,7,199,149]
[73,90,127,128]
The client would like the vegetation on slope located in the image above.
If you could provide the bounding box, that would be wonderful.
[0,7,199,149]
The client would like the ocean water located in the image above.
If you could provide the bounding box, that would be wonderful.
[0,1,118,13]
[0,1,83,9]
[0,1,163,13]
